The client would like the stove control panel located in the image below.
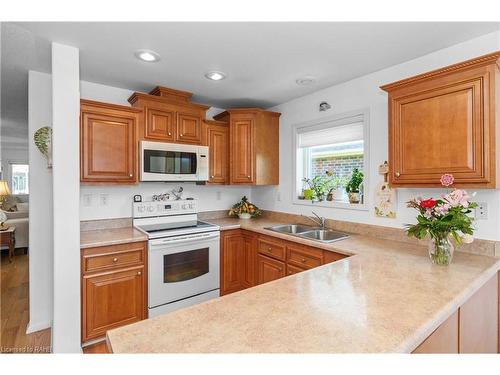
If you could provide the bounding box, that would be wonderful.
[133,199,198,218]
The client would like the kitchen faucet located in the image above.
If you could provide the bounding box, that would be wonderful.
[302,211,326,229]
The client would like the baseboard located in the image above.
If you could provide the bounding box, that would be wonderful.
[26,320,52,334]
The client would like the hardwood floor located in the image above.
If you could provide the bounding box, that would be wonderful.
[1,251,51,353]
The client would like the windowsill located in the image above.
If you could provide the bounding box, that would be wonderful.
[292,198,369,211]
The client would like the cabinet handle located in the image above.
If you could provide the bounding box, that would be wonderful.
[137,271,142,276]
[301,258,307,263]
[211,175,214,179]
[395,172,401,177]
[113,257,118,263]
[168,132,172,136]
[268,247,272,252]
[288,270,292,275]
[247,175,251,179]
[180,134,184,137]
[129,174,133,177]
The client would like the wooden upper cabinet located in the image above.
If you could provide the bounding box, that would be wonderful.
[177,112,201,144]
[80,100,141,184]
[381,51,500,188]
[214,109,280,185]
[202,120,229,184]
[128,86,208,145]
[145,107,175,141]
[231,117,255,184]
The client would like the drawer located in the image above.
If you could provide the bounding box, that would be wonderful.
[257,237,286,261]
[323,250,347,264]
[287,244,322,269]
[82,242,146,274]
[286,263,307,276]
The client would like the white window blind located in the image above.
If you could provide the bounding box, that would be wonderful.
[298,121,364,148]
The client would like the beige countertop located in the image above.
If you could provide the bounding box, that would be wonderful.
[80,227,148,249]
[107,217,500,353]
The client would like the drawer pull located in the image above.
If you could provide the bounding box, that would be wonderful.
[137,271,142,276]
[247,175,251,179]
[129,174,133,177]
[268,248,272,252]
[113,257,118,263]
[180,134,184,137]
[168,132,172,136]
[395,172,401,177]
[211,175,214,178]
[301,258,307,263]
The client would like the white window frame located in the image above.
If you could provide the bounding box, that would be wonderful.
[292,108,370,211]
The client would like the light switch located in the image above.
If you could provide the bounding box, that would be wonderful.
[475,202,488,220]
[99,194,109,207]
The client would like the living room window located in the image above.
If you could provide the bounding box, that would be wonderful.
[293,109,369,209]
[11,164,29,194]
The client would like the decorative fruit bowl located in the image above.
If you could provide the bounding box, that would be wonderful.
[228,196,262,219]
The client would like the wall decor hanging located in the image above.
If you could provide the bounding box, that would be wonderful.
[34,126,52,168]
[374,161,396,218]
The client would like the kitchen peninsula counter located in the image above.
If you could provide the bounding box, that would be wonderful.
[106,217,500,353]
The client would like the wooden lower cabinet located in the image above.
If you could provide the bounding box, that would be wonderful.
[413,272,498,353]
[221,230,347,294]
[81,241,147,344]
[257,254,285,284]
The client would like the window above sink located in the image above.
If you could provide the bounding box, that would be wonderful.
[292,108,370,211]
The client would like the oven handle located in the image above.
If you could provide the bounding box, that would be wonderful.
[149,231,220,248]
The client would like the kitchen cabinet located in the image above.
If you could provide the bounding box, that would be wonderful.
[257,254,285,284]
[80,100,141,184]
[202,120,229,184]
[221,230,347,294]
[214,109,280,185]
[128,86,209,145]
[381,51,500,188]
[413,272,498,353]
[220,230,257,295]
[81,241,147,344]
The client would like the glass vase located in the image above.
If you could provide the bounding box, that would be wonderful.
[428,233,454,265]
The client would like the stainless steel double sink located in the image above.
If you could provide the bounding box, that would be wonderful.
[264,224,349,243]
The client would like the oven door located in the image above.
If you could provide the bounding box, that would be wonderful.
[141,141,199,181]
[148,231,220,308]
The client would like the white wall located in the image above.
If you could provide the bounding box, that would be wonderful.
[79,81,251,221]
[51,43,81,353]
[26,71,53,333]
[254,30,500,241]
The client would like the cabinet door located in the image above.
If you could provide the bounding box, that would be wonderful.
[230,118,254,184]
[80,109,137,183]
[389,69,491,186]
[207,125,229,184]
[177,112,201,144]
[82,266,145,342]
[257,254,285,285]
[412,310,459,353]
[242,233,256,288]
[145,107,175,141]
[220,231,245,295]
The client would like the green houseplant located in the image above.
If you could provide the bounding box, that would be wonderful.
[345,168,363,204]
[302,176,328,201]
[324,171,347,201]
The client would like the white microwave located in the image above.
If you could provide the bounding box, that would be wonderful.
[140,141,209,182]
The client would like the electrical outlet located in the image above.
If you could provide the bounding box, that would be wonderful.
[277,192,281,202]
[83,194,93,207]
[99,194,109,207]
[216,191,221,201]
[475,202,488,220]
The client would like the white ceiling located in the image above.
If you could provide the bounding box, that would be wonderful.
[2,22,499,149]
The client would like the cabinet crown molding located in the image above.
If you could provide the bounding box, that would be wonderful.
[127,90,210,111]
[380,51,500,92]
[213,108,281,120]
[149,85,193,103]
[80,98,142,113]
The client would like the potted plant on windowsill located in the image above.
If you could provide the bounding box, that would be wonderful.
[325,171,348,201]
[346,168,363,204]
[302,176,327,202]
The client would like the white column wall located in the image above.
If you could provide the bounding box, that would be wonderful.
[51,42,81,352]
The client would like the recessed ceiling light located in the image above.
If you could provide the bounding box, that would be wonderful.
[134,49,161,63]
[205,71,226,81]
[296,76,317,86]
